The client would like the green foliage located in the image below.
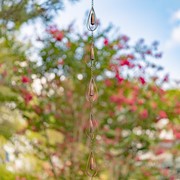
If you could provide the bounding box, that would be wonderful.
[0,0,78,29]
[0,165,15,180]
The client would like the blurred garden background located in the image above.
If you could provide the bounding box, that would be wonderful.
[0,0,180,179]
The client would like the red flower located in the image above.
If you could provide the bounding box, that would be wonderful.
[130,105,137,112]
[120,60,131,67]
[126,98,135,106]
[104,38,109,46]
[140,109,148,119]
[23,92,33,104]
[57,59,64,65]
[135,156,141,161]
[146,50,152,55]
[163,74,169,82]
[117,43,123,49]
[159,111,167,119]
[155,148,165,155]
[151,102,157,109]
[139,77,146,85]
[121,35,129,42]
[127,54,135,60]
[143,171,151,177]
[138,99,144,105]
[115,74,124,83]
[48,26,64,41]
[54,31,64,41]
[174,132,180,140]
[155,53,162,58]
[104,79,112,87]
[21,76,30,84]
[170,176,175,180]
[138,64,142,69]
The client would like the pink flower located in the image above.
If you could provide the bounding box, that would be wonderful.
[155,53,162,58]
[140,109,148,119]
[174,132,180,140]
[151,102,157,109]
[146,50,152,55]
[135,156,141,161]
[170,176,175,180]
[115,74,124,83]
[54,31,64,41]
[104,38,109,46]
[138,64,142,69]
[121,35,129,42]
[138,99,144,105]
[104,79,112,87]
[126,98,135,106]
[22,76,30,84]
[155,148,165,155]
[127,54,135,60]
[159,111,167,119]
[117,43,123,49]
[57,59,64,65]
[163,74,169,82]
[120,60,131,67]
[139,77,146,85]
[143,171,151,177]
[130,105,137,112]
[48,26,64,41]
[23,92,33,104]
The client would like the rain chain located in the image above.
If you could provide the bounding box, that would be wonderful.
[85,0,98,179]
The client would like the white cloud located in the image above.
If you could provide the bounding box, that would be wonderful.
[165,10,180,49]
[172,9,180,21]
[165,25,180,49]
[171,25,180,43]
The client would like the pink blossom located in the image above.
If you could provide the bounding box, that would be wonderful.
[170,176,175,180]
[138,99,145,105]
[22,91,33,104]
[54,31,64,41]
[159,111,167,119]
[146,50,152,55]
[155,148,165,155]
[22,76,30,84]
[127,54,135,60]
[174,132,180,140]
[130,105,137,112]
[104,38,109,46]
[115,74,124,83]
[120,60,131,67]
[104,79,112,87]
[121,35,129,42]
[139,77,146,85]
[163,74,169,82]
[57,59,64,65]
[48,26,64,41]
[140,109,148,119]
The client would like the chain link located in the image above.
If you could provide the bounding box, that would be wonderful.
[86,0,98,179]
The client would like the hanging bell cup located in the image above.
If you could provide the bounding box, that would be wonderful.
[86,77,98,102]
[91,12,95,25]
[90,44,95,60]
[87,7,98,31]
[86,113,96,140]
[90,153,96,170]
[86,152,98,177]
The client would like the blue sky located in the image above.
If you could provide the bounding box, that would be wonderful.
[56,0,180,81]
